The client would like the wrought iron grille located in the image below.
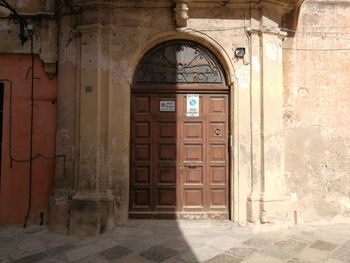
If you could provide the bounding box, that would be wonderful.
[134,40,226,85]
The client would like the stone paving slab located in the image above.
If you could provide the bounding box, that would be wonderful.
[140,245,178,262]
[1,220,350,263]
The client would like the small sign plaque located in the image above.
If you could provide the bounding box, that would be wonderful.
[187,94,199,117]
[160,101,175,112]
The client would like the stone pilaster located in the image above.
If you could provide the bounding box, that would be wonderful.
[69,23,115,236]
[247,7,263,223]
[260,9,290,223]
[247,6,290,224]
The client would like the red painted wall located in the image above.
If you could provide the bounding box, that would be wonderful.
[0,54,57,226]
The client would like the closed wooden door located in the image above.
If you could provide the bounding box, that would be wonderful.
[130,92,229,219]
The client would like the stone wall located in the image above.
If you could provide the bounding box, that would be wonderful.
[283,0,350,222]
[5,0,348,233]
[51,0,296,235]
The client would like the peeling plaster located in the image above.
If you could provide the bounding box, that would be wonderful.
[111,60,131,83]
[100,55,110,71]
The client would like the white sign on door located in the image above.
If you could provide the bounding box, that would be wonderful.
[160,101,175,112]
[186,94,199,117]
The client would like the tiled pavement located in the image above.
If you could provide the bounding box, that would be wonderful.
[1,220,350,263]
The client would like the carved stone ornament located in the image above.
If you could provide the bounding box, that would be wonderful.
[174,0,189,31]
[134,40,226,85]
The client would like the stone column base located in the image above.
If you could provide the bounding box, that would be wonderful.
[49,195,70,235]
[247,194,261,223]
[247,193,291,224]
[69,192,115,237]
[260,194,291,224]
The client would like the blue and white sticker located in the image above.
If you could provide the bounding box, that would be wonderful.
[187,94,199,117]
[160,100,175,112]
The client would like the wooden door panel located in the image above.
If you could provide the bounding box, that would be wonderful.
[206,95,229,217]
[184,122,203,139]
[133,189,150,208]
[209,166,226,185]
[209,96,227,115]
[209,189,227,207]
[209,144,226,162]
[179,94,206,213]
[130,95,153,212]
[134,144,150,161]
[183,189,204,208]
[158,144,176,160]
[157,189,176,207]
[158,122,176,138]
[154,95,177,213]
[133,166,150,184]
[158,166,176,184]
[134,96,151,113]
[184,144,203,161]
[183,167,203,185]
[134,122,150,138]
[130,92,229,219]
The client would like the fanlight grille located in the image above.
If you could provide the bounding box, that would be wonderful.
[134,40,226,85]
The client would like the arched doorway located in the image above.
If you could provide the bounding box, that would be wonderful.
[130,40,230,219]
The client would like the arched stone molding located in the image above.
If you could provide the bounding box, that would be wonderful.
[125,31,242,224]
[128,30,237,87]
[128,37,241,225]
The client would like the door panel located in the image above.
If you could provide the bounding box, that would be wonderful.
[207,95,229,214]
[130,93,229,219]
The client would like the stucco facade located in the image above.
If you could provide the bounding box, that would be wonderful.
[283,0,350,222]
[0,0,349,236]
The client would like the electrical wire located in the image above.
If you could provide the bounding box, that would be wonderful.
[0,44,66,227]
[283,47,350,52]
[187,26,246,32]
[22,33,66,227]
[23,32,34,228]
[0,81,65,163]
[185,26,350,53]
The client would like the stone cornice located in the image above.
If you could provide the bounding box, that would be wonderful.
[72,0,304,14]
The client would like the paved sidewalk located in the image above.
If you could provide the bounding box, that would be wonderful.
[1,220,350,263]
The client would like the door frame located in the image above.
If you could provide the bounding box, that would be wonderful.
[129,84,232,219]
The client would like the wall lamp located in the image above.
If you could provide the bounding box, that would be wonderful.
[234,47,249,65]
[0,0,29,45]
[234,47,246,59]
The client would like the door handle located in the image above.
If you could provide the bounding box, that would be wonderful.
[184,163,201,169]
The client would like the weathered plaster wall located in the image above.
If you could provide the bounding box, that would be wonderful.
[283,0,350,222]
[50,0,297,235]
[0,0,57,67]
[50,3,261,234]
[0,54,57,226]
[0,0,57,226]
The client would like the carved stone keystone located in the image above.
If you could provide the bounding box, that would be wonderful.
[174,0,189,31]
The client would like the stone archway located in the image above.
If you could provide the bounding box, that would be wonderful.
[130,40,231,219]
